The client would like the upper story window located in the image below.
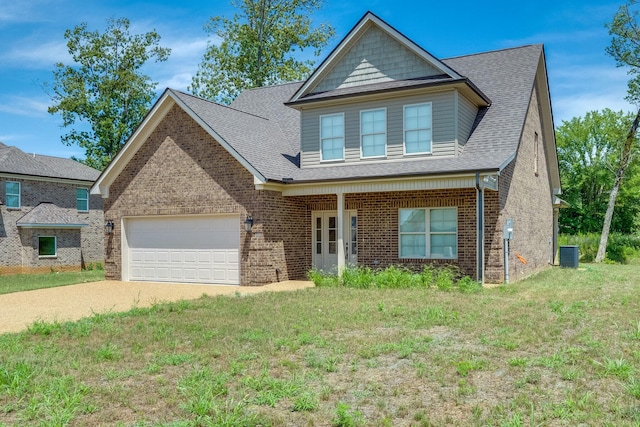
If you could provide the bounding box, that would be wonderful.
[77,188,89,212]
[404,103,432,155]
[5,181,20,208]
[361,108,386,158]
[320,113,345,161]
[399,207,457,259]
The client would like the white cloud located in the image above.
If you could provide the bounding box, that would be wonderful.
[0,96,50,117]
[3,40,70,68]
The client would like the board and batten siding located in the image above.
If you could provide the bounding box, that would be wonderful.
[458,93,478,154]
[301,91,457,167]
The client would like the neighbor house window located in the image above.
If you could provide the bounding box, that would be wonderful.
[77,188,89,212]
[361,108,386,158]
[38,236,57,257]
[320,113,344,161]
[399,207,457,259]
[404,103,432,154]
[5,181,20,208]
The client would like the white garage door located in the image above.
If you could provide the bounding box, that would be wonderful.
[125,215,239,284]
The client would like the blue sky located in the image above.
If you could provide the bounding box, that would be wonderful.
[0,0,634,159]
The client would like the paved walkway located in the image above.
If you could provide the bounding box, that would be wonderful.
[0,280,314,334]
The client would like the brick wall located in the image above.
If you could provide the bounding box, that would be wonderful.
[104,105,308,286]
[484,86,554,282]
[294,189,477,278]
[0,178,104,274]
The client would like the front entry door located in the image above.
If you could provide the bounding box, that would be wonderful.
[312,211,357,272]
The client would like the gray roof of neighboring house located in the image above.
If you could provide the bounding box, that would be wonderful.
[16,202,88,227]
[170,44,543,183]
[0,145,100,181]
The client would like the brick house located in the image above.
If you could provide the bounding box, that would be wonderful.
[0,142,104,274]
[92,12,561,286]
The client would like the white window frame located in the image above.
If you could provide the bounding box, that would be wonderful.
[398,207,458,259]
[77,188,89,212]
[319,113,345,162]
[360,108,387,159]
[403,102,433,155]
[38,236,57,258]
[5,181,20,209]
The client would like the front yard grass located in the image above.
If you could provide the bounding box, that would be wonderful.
[1,263,640,425]
[0,269,105,295]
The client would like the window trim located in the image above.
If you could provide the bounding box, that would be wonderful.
[319,112,345,162]
[398,207,458,259]
[77,188,89,212]
[403,102,433,156]
[5,181,21,209]
[360,107,387,159]
[38,236,57,258]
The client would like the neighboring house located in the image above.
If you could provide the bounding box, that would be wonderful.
[0,142,104,274]
[92,12,561,286]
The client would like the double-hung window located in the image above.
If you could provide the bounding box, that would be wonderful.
[399,207,457,259]
[77,188,89,212]
[404,103,432,155]
[361,108,386,158]
[5,181,20,208]
[320,113,345,161]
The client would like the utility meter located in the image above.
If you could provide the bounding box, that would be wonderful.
[503,219,514,240]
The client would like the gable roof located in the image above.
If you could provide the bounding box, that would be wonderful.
[290,12,465,104]
[0,145,99,182]
[93,15,559,196]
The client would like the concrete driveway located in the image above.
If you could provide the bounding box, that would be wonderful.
[0,280,314,334]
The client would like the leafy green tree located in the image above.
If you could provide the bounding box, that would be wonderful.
[48,18,170,170]
[190,0,334,104]
[595,0,640,261]
[556,109,640,235]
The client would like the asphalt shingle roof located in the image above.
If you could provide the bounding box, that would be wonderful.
[16,202,88,227]
[169,44,543,183]
[0,145,100,181]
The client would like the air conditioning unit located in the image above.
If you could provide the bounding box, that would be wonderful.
[559,245,579,268]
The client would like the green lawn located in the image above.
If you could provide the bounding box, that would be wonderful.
[0,270,105,295]
[1,264,640,425]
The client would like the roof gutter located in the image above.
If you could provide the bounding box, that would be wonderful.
[475,172,485,285]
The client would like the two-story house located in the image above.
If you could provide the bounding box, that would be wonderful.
[0,142,104,274]
[92,12,561,286]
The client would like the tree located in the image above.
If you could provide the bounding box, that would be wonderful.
[48,18,170,170]
[189,0,334,104]
[556,109,640,235]
[597,0,640,261]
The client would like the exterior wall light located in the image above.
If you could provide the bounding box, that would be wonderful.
[244,215,254,233]
[105,220,115,234]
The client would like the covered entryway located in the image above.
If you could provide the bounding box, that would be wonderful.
[312,210,357,272]
[123,215,239,284]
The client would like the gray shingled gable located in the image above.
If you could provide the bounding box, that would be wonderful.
[0,145,100,181]
[16,202,88,227]
[170,45,543,183]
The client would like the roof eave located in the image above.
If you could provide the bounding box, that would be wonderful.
[285,78,491,109]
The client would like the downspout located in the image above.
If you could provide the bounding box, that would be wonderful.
[475,173,484,285]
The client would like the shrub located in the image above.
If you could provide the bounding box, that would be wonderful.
[435,267,454,291]
[457,276,482,293]
[309,265,476,291]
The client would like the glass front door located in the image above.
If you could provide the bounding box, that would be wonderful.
[312,211,357,272]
